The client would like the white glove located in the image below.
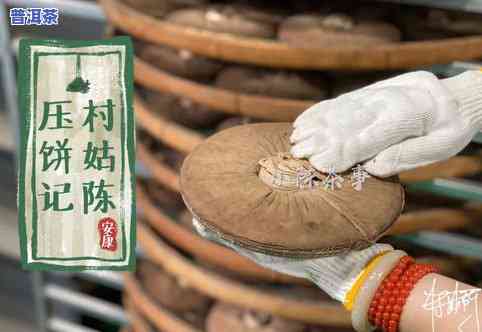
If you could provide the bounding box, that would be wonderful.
[193,218,392,302]
[291,70,482,177]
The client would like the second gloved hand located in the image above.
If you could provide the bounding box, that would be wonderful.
[291,70,482,177]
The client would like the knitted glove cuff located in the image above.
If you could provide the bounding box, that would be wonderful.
[194,216,394,303]
[442,70,482,130]
[305,244,393,302]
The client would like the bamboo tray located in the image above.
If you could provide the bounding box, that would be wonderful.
[137,182,306,284]
[138,142,180,193]
[124,296,151,332]
[386,205,482,235]
[100,0,482,70]
[135,58,312,121]
[400,155,482,182]
[125,281,200,332]
[135,222,351,326]
[135,95,203,154]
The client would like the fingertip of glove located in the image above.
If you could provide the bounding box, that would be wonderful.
[363,159,396,178]
[291,142,312,158]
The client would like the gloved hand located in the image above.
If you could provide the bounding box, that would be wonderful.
[193,218,392,303]
[291,70,482,177]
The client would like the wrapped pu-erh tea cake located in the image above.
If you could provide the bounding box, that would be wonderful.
[181,123,404,258]
[278,14,401,47]
[166,5,278,39]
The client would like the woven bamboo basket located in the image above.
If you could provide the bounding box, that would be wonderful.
[100,0,482,70]
[386,205,482,235]
[105,3,482,328]
[135,221,352,327]
[399,155,482,182]
[125,274,202,332]
[124,296,152,332]
[135,95,203,154]
[137,142,180,193]
[135,58,313,121]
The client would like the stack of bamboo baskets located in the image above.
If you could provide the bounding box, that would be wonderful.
[99,0,482,331]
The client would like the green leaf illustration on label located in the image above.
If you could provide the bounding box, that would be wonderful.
[66,54,90,93]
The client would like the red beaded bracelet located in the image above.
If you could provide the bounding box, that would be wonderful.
[367,256,438,332]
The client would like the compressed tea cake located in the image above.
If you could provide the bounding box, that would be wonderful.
[143,90,225,129]
[144,179,184,211]
[138,259,211,313]
[278,14,401,47]
[135,41,223,80]
[399,8,482,41]
[166,5,277,38]
[181,123,404,258]
[215,66,326,100]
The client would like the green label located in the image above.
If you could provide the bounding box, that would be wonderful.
[17,37,136,271]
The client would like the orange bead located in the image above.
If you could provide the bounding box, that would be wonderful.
[400,256,410,263]
[369,259,438,332]
[389,275,399,282]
